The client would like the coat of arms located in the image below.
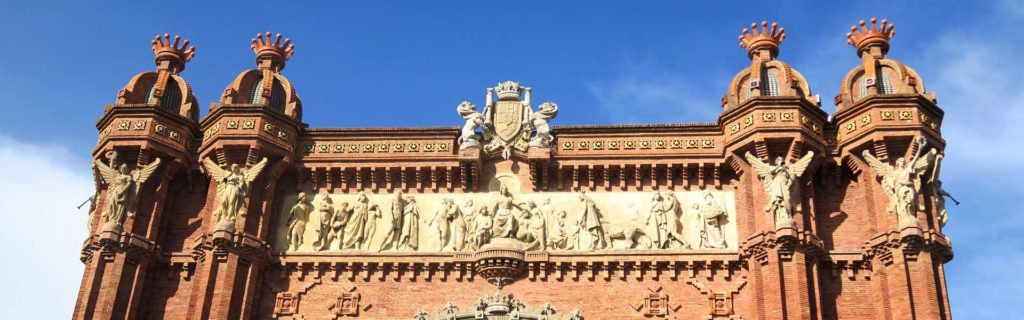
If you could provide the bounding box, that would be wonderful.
[456,81,559,159]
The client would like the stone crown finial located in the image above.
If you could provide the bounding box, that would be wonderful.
[738,21,786,59]
[847,18,895,56]
[151,34,195,72]
[495,80,523,100]
[251,32,295,70]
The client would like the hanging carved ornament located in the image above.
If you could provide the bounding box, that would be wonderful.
[413,292,583,320]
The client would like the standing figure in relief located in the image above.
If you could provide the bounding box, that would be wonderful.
[92,156,161,232]
[202,157,269,226]
[362,204,382,251]
[378,191,406,251]
[453,199,475,251]
[490,185,524,239]
[524,201,548,250]
[312,192,336,251]
[472,206,493,249]
[457,101,485,150]
[547,210,571,250]
[327,202,350,250]
[286,192,310,251]
[576,191,607,251]
[431,198,457,250]
[398,196,420,251]
[528,101,559,148]
[929,154,958,230]
[744,151,814,229]
[342,192,371,250]
[861,142,937,229]
[697,191,728,249]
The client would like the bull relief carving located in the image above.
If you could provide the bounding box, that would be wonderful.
[275,187,738,254]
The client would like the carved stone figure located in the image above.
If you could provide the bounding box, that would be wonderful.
[92,156,161,233]
[696,191,727,249]
[312,192,336,251]
[431,198,457,250]
[286,192,310,251]
[490,184,524,239]
[202,157,269,230]
[862,140,937,229]
[646,191,687,249]
[457,101,485,150]
[930,154,957,229]
[522,201,547,250]
[576,191,607,250]
[327,202,351,250]
[744,151,814,229]
[363,204,382,251]
[471,206,493,249]
[450,200,470,251]
[398,196,420,251]
[528,101,558,148]
[342,192,371,249]
[379,191,406,251]
[547,210,573,250]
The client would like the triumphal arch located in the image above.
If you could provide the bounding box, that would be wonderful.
[75,19,956,319]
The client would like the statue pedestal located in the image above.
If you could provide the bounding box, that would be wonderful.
[775,226,798,239]
[899,225,923,239]
[527,146,551,160]
[458,147,481,160]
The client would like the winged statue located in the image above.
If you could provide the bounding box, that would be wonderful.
[744,151,815,229]
[202,157,269,226]
[861,140,936,229]
[92,157,161,232]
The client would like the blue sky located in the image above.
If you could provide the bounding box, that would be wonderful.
[0,1,1020,318]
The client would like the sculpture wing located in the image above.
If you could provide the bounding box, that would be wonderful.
[743,151,773,178]
[243,157,270,183]
[930,153,944,183]
[913,149,937,176]
[92,160,120,186]
[790,151,815,177]
[134,158,162,185]
[201,157,228,181]
[860,150,893,178]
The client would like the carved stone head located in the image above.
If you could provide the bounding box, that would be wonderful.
[118,163,130,174]
[896,157,906,168]
[296,192,306,202]
[230,163,241,174]
[774,157,784,166]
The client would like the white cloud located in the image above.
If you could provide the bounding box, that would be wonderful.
[0,135,91,319]
[585,56,722,124]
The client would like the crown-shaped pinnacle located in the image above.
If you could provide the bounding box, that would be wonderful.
[846,18,895,55]
[151,34,196,70]
[251,32,295,62]
[738,21,786,59]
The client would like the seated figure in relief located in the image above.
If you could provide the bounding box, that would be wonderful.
[471,205,493,249]
[489,185,525,239]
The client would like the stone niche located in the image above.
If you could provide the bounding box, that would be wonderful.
[273,189,738,254]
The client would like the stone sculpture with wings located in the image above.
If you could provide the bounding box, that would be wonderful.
[744,151,815,229]
[202,157,269,227]
[861,141,936,229]
[93,157,161,232]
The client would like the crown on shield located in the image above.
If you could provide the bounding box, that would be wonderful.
[495,80,523,100]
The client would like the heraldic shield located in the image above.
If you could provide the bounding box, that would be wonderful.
[492,99,527,143]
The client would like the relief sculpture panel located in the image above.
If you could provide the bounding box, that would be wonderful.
[274,188,738,254]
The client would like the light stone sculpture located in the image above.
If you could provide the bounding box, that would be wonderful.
[862,139,937,229]
[92,156,161,233]
[398,196,420,251]
[471,205,493,250]
[202,157,269,231]
[457,101,485,150]
[930,153,957,229]
[489,184,524,239]
[430,198,457,251]
[312,191,336,251]
[528,101,558,148]
[522,201,548,250]
[744,151,814,229]
[341,192,371,249]
[363,204,382,251]
[379,191,406,251]
[547,210,573,250]
[576,191,607,250]
[696,191,727,249]
[646,191,687,249]
[327,202,350,250]
[285,192,310,251]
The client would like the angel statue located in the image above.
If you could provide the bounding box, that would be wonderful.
[457,101,485,150]
[862,137,937,230]
[744,151,815,229]
[202,157,270,231]
[92,156,161,233]
[528,101,558,148]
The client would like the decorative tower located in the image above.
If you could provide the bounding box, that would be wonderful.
[833,18,952,319]
[75,34,200,319]
[722,22,829,319]
[186,32,302,319]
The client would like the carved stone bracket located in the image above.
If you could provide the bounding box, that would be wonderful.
[474,246,527,289]
[864,228,952,266]
[740,230,825,265]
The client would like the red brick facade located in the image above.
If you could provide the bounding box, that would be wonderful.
[75,20,954,319]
